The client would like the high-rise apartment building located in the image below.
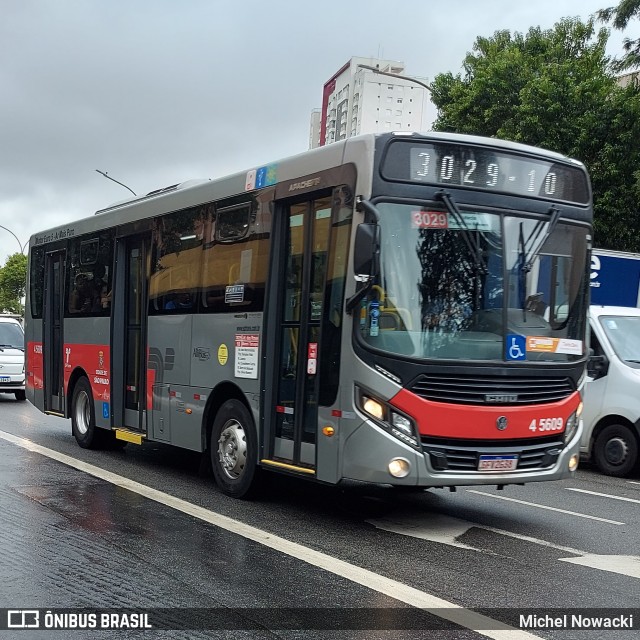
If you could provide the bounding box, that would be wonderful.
[310,56,432,148]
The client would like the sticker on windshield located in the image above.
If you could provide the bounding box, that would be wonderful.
[411,211,448,229]
[527,336,583,355]
[410,211,492,231]
[506,334,527,360]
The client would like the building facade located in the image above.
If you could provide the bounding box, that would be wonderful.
[311,57,432,149]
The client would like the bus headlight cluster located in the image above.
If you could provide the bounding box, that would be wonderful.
[357,388,420,450]
[563,402,582,444]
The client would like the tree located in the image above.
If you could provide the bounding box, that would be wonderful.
[430,18,640,252]
[0,253,27,316]
[598,0,640,70]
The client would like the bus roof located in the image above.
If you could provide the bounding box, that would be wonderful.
[27,131,586,249]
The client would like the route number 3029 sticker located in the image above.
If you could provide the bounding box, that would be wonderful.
[529,417,564,433]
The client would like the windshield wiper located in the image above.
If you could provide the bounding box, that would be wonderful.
[436,190,487,274]
[521,205,561,273]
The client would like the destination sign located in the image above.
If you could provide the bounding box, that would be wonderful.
[381,141,590,204]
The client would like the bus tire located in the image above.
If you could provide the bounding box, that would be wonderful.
[210,399,260,499]
[593,423,638,477]
[71,377,103,449]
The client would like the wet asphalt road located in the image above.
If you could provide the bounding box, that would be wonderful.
[0,394,639,639]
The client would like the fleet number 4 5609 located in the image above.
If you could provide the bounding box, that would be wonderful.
[529,417,564,432]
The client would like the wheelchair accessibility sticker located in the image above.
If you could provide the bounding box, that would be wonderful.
[506,334,527,361]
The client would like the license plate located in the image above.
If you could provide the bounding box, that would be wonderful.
[0,376,10,383]
[478,454,518,471]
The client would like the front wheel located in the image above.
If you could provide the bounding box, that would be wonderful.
[210,399,260,499]
[593,424,639,477]
[71,377,103,449]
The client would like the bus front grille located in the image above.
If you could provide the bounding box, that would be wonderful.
[409,374,574,405]
[422,437,564,472]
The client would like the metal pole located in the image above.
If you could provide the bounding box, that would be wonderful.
[357,63,434,93]
[95,169,137,196]
[0,224,25,254]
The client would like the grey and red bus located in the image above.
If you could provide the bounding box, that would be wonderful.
[25,131,592,497]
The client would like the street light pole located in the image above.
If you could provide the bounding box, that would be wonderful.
[357,63,434,93]
[95,170,137,196]
[0,224,26,255]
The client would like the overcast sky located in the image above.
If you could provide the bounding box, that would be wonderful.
[0,0,632,262]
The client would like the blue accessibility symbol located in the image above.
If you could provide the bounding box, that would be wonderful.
[506,334,526,361]
[102,402,110,419]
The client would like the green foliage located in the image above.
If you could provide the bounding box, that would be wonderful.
[598,0,640,71]
[0,253,27,315]
[430,18,640,253]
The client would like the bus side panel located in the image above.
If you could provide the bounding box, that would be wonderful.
[191,311,263,425]
[26,338,44,410]
[64,317,112,429]
[147,315,194,447]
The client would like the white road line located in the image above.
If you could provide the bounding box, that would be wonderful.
[566,487,640,505]
[368,513,640,579]
[0,430,541,640]
[466,490,624,525]
[628,481,640,485]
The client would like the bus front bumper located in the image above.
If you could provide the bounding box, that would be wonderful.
[341,419,583,488]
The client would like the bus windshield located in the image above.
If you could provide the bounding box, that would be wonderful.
[357,201,589,362]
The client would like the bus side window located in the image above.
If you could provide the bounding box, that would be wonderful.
[149,207,205,313]
[66,231,114,316]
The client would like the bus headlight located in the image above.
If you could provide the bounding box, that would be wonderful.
[563,404,582,444]
[357,388,420,450]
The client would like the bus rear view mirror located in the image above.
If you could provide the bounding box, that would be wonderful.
[353,223,380,281]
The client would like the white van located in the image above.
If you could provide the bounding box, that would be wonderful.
[582,306,640,476]
[0,316,26,401]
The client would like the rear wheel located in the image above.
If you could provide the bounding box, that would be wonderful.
[593,424,638,477]
[71,377,104,449]
[210,399,260,499]
[14,390,26,401]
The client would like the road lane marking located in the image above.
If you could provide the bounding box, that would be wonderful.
[559,554,640,577]
[566,487,640,505]
[368,513,640,579]
[0,430,541,640]
[466,490,624,524]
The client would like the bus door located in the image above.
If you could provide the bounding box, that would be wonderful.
[111,234,151,432]
[265,195,333,471]
[43,250,66,414]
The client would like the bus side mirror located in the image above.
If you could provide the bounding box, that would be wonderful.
[353,223,380,281]
[587,353,609,380]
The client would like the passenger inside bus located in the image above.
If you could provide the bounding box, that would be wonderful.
[69,273,98,313]
[165,292,193,310]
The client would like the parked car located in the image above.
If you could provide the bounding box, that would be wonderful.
[0,315,26,401]
[581,306,640,476]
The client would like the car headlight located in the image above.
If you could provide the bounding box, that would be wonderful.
[357,388,420,450]
[563,402,582,444]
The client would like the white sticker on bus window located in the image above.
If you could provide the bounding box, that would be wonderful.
[235,333,259,379]
[447,212,492,231]
[527,336,583,355]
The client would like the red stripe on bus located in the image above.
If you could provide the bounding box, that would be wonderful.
[390,388,581,440]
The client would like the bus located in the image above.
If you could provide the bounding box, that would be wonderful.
[25,131,592,498]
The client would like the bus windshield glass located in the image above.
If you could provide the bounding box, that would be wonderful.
[357,202,589,362]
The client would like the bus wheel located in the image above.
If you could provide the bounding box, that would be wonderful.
[71,377,102,449]
[593,424,638,477]
[210,399,260,499]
